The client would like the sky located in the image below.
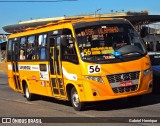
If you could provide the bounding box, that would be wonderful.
[0,0,160,33]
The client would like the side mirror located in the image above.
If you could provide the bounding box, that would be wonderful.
[140,26,149,38]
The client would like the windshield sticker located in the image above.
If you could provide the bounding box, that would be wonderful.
[88,64,101,74]
[82,47,114,56]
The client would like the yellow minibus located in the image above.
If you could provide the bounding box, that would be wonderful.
[3,17,152,111]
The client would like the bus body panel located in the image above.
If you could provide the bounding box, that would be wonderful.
[5,17,153,109]
[77,56,152,102]
[7,62,17,91]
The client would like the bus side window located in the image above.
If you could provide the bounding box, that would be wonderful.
[61,36,78,63]
[7,39,12,61]
[60,29,78,64]
[20,37,26,60]
[40,48,46,60]
[38,34,47,60]
[27,35,36,60]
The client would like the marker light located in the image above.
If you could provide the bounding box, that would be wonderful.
[144,68,152,76]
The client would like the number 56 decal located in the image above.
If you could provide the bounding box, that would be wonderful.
[88,64,101,74]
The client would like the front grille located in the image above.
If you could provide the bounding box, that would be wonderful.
[106,71,140,94]
[112,84,138,94]
[107,71,140,83]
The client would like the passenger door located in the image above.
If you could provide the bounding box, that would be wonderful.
[12,39,21,90]
[49,35,65,98]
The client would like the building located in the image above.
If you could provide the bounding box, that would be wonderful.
[2,11,160,62]
[0,34,9,62]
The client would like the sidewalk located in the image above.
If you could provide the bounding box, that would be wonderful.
[0,62,7,74]
[0,62,8,84]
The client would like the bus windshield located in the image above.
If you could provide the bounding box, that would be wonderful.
[75,21,146,62]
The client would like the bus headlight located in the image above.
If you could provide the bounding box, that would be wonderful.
[85,76,104,84]
[144,68,152,76]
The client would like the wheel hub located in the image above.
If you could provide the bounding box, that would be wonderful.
[72,92,79,107]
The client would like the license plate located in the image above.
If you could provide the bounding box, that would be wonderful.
[120,81,133,87]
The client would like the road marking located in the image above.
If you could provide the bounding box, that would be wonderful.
[0,98,34,105]
[74,112,96,117]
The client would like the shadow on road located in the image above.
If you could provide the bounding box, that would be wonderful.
[84,93,160,111]
[35,93,160,111]
[36,96,72,107]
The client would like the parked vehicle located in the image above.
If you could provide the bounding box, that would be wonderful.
[148,52,160,93]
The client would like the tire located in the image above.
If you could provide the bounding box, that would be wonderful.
[71,87,85,111]
[127,95,143,106]
[24,84,34,101]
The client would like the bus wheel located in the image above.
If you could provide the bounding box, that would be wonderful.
[24,84,34,101]
[71,87,85,111]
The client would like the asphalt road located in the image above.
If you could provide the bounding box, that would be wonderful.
[0,73,160,126]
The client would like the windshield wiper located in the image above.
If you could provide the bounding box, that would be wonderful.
[120,51,143,56]
[116,45,144,56]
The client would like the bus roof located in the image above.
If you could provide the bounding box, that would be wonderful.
[3,17,126,34]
